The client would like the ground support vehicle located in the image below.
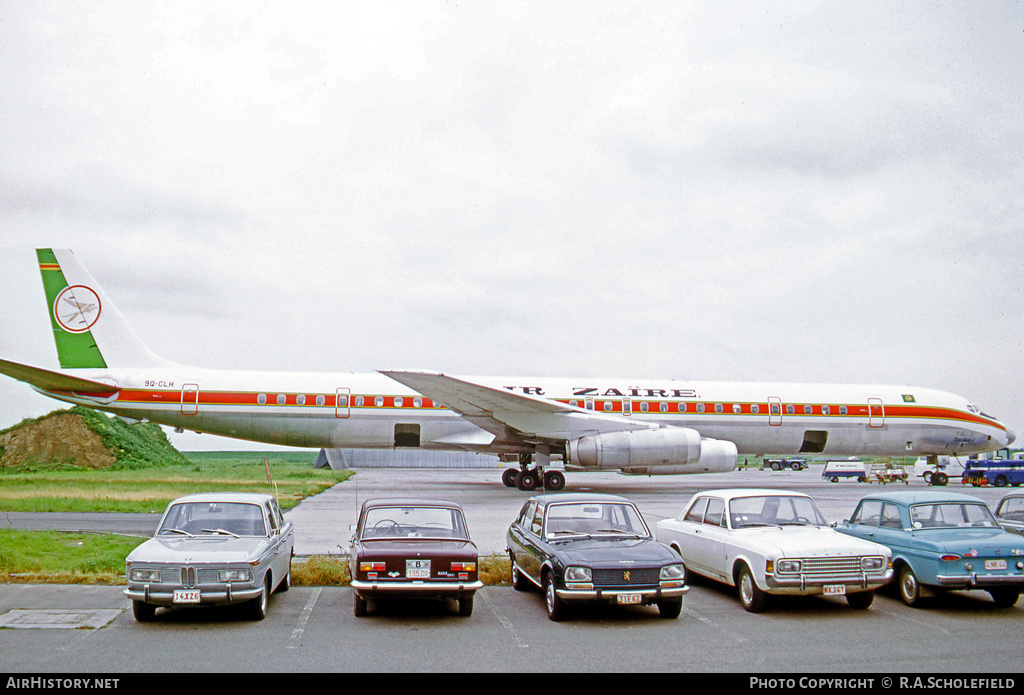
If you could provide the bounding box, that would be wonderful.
[348,498,482,616]
[868,463,909,485]
[822,460,868,483]
[762,458,805,471]
[963,460,1024,488]
[506,493,687,621]
[124,492,294,622]
[836,490,1024,607]
[656,489,891,612]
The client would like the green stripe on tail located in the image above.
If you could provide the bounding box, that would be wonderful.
[36,248,107,369]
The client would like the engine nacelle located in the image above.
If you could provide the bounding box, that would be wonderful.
[617,438,738,475]
[568,427,702,470]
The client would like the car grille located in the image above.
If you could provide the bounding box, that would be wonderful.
[798,557,864,576]
[592,567,660,588]
[154,568,221,585]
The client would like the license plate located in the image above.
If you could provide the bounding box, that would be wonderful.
[173,590,201,604]
[985,559,1007,571]
[823,584,846,596]
[406,559,431,579]
[617,593,642,605]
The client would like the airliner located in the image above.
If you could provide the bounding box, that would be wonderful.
[0,249,1015,491]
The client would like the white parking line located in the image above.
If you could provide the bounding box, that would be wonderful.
[288,587,321,648]
[480,589,529,649]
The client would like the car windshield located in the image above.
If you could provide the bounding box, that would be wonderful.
[544,501,651,539]
[910,503,999,529]
[729,495,828,528]
[361,506,469,540]
[158,502,267,537]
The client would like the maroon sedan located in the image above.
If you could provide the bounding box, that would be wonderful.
[348,498,483,616]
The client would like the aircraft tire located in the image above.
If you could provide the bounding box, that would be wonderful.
[516,470,538,491]
[543,470,566,491]
[501,469,518,488]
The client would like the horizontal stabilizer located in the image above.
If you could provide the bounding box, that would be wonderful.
[0,358,117,394]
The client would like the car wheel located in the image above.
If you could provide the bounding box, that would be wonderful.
[543,470,566,492]
[278,560,292,593]
[933,472,948,486]
[248,577,270,620]
[898,565,924,607]
[511,561,530,592]
[737,565,766,613]
[353,592,369,617]
[458,594,474,617]
[988,588,1020,608]
[544,572,568,622]
[132,601,156,622]
[657,598,682,619]
[995,475,1009,488]
[846,591,875,609]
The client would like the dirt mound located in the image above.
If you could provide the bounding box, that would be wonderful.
[1,412,115,468]
[0,407,187,469]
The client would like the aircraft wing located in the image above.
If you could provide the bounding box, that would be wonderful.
[380,370,655,445]
[0,358,118,395]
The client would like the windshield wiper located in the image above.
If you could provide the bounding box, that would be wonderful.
[201,528,240,537]
[162,528,194,537]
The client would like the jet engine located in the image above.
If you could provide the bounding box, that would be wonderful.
[567,427,736,475]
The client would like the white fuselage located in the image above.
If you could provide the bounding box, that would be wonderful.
[41,368,1013,464]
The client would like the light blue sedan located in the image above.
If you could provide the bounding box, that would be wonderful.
[835,490,1024,608]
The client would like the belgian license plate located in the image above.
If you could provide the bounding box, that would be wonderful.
[173,590,201,604]
[617,593,642,605]
[406,559,431,579]
[823,584,846,596]
[985,559,1007,571]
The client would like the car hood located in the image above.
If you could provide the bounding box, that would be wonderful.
[553,538,675,566]
[742,526,890,558]
[125,536,270,564]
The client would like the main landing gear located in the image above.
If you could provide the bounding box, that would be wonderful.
[502,451,567,492]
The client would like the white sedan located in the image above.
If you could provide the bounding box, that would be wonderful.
[656,489,892,612]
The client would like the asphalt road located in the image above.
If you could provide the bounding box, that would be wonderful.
[2,467,1022,674]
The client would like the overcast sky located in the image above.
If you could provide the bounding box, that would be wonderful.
[1,1,1021,452]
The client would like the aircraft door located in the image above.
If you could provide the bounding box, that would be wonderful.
[335,388,350,418]
[768,397,782,426]
[868,398,885,428]
[181,384,199,416]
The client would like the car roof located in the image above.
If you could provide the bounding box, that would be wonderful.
[168,492,275,505]
[359,498,464,510]
[855,490,985,505]
[690,489,810,501]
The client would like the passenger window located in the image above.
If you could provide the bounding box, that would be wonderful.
[277,394,286,405]
[714,403,723,413]
[804,405,812,415]
[394,396,403,408]
[296,394,306,406]
[316,394,326,406]
[696,403,705,413]
[257,393,267,405]
[531,506,545,535]
[678,403,687,413]
[604,401,613,412]
[840,406,848,416]
[660,402,668,413]
[786,404,795,415]
[880,503,902,528]
[683,497,708,523]
[733,403,742,414]
[851,500,883,526]
[751,404,760,414]
[704,499,725,527]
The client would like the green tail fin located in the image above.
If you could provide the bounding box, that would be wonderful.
[37,248,108,369]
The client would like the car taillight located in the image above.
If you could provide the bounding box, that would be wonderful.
[360,562,386,572]
[940,555,961,562]
[451,562,476,572]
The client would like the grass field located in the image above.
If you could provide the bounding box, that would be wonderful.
[0,451,351,513]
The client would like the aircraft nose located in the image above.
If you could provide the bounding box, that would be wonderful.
[1006,429,1017,447]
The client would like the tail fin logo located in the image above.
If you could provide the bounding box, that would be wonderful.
[54,285,102,334]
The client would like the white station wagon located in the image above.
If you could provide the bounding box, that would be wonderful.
[656,489,892,612]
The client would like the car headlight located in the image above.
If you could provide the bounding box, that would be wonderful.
[660,564,686,581]
[129,569,161,582]
[776,559,802,574]
[218,569,251,582]
[564,566,592,582]
[861,557,885,572]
